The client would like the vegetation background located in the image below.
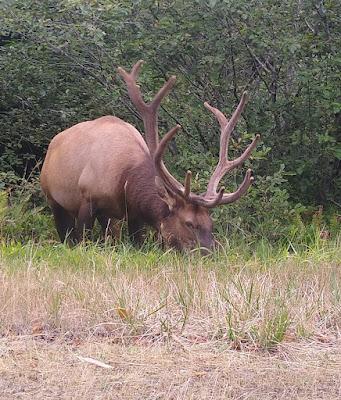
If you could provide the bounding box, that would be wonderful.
[0,0,340,244]
[0,2,341,398]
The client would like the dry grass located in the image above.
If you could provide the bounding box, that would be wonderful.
[0,240,340,398]
[1,337,341,399]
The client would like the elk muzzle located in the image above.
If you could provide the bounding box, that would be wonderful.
[197,230,214,255]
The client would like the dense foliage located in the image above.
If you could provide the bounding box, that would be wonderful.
[0,0,340,241]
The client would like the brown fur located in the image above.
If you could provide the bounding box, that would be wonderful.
[160,200,213,251]
[41,62,257,252]
[40,116,212,250]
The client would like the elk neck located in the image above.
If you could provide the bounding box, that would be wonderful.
[124,158,169,229]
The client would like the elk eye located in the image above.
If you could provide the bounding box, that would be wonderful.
[185,221,194,229]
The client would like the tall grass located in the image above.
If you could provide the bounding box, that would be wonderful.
[1,232,340,350]
[1,186,340,351]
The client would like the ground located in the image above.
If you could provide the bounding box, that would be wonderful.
[1,336,341,399]
[0,240,340,399]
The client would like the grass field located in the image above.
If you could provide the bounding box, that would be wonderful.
[1,237,340,399]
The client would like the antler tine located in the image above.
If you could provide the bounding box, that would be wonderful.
[228,134,261,170]
[219,169,254,205]
[154,125,185,196]
[118,60,176,111]
[131,59,144,78]
[204,101,230,168]
[204,102,228,130]
[220,91,248,164]
[118,60,177,156]
[224,91,248,135]
[154,125,181,162]
[117,59,144,81]
[151,75,177,111]
[117,60,147,114]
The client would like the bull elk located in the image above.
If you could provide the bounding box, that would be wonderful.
[40,61,260,252]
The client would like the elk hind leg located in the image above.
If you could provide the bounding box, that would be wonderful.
[75,200,96,241]
[51,202,76,243]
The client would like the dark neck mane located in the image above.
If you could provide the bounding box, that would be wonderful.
[124,159,169,229]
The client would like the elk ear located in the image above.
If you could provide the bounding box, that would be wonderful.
[155,176,176,210]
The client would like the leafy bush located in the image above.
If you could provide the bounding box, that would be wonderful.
[1,0,340,207]
[0,0,340,245]
[212,165,295,240]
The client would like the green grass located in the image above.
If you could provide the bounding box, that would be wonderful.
[1,229,339,271]
[1,191,340,351]
[0,234,340,351]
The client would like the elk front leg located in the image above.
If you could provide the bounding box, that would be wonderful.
[97,215,123,242]
[128,219,145,246]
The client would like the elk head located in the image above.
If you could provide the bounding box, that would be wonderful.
[118,61,260,253]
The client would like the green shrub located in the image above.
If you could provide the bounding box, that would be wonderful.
[0,176,55,242]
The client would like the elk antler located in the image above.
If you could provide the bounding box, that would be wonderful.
[118,62,259,208]
[154,93,260,207]
[117,60,176,156]
[203,93,260,204]
[118,61,193,203]
[154,125,225,208]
